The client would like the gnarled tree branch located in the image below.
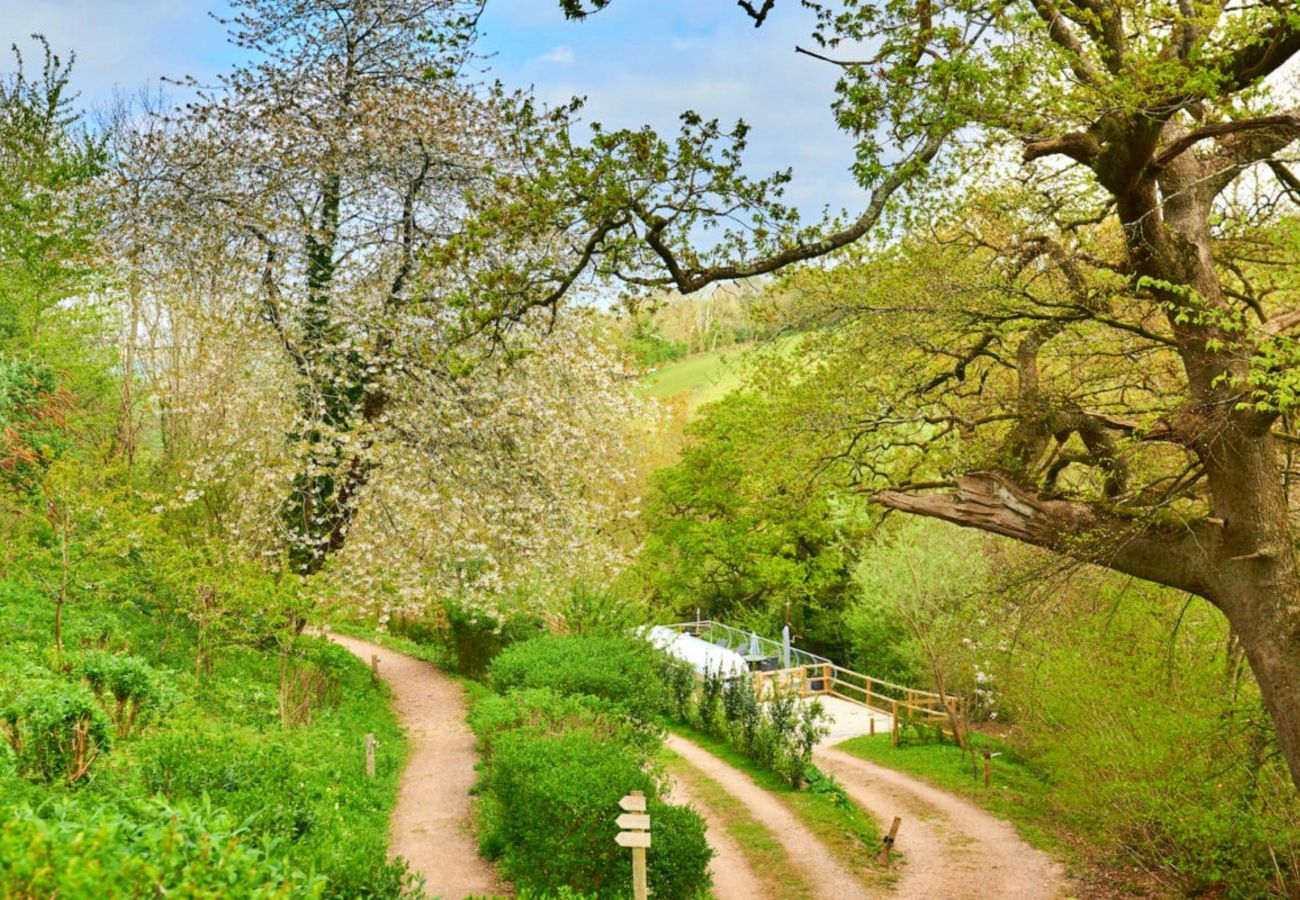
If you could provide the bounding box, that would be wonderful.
[877,471,1223,597]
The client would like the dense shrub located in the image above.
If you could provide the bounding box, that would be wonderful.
[644,800,713,899]
[386,614,443,648]
[481,728,710,898]
[555,584,645,636]
[0,799,325,898]
[675,668,829,789]
[469,687,659,758]
[297,636,364,677]
[2,681,112,784]
[140,731,312,839]
[623,324,687,368]
[445,601,545,679]
[74,650,171,737]
[472,636,712,898]
[489,635,666,722]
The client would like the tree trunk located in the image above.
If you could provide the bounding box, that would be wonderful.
[1201,428,1300,793]
[1142,156,1300,793]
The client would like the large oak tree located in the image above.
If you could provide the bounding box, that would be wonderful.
[504,0,1300,790]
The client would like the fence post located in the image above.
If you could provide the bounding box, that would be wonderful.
[365,733,376,778]
[878,816,902,868]
[891,701,899,747]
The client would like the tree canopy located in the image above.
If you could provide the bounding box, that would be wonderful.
[526,0,1300,793]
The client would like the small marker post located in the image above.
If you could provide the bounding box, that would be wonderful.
[617,790,650,900]
[365,733,377,778]
[879,816,902,868]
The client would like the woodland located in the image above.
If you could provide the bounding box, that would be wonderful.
[2,0,1300,897]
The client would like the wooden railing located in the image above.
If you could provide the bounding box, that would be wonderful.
[664,619,962,745]
[751,663,961,743]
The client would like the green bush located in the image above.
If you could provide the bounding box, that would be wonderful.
[469,687,659,758]
[386,614,443,647]
[0,799,325,897]
[623,326,687,369]
[555,585,645,636]
[673,672,830,790]
[140,731,313,839]
[437,601,545,679]
[645,799,712,900]
[74,650,171,737]
[662,658,696,722]
[2,681,112,784]
[296,636,363,677]
[489,635,666,722]
[482,728,710,898]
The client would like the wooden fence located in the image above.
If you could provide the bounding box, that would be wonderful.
[751,663,960,742]
[663,620,962,744]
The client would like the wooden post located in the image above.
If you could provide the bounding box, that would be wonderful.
[617,791,650,900]
[823,663,832,695]
[869,717,876,737]
[632,836,648,900]
[370,654,379,680]
[983,749,992,788]
[365,733,376,778]
[878,816,902,868]
[891,700,899,747]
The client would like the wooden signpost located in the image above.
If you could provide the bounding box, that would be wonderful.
[617,791,651,900]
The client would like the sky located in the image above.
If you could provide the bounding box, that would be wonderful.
[0,0,864,220]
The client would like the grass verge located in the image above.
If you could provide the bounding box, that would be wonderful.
[327,620,454,669]
[660,747,815,899]
[665,722,887,890]
[835,733,1064,854]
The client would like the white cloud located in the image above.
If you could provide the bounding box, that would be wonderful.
[537,45,575,65]
[481,3,867,220]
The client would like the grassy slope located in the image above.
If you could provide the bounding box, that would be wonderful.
[0,581,408,897]
[637,348,747,412]
[637,336,799,415]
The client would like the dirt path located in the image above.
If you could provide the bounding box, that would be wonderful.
[663,771,767,899]
[666,734,875,900]
[330,635,507,900]
[814,746,1068,900]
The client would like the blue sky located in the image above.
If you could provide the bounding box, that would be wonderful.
[0,1,864,218]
